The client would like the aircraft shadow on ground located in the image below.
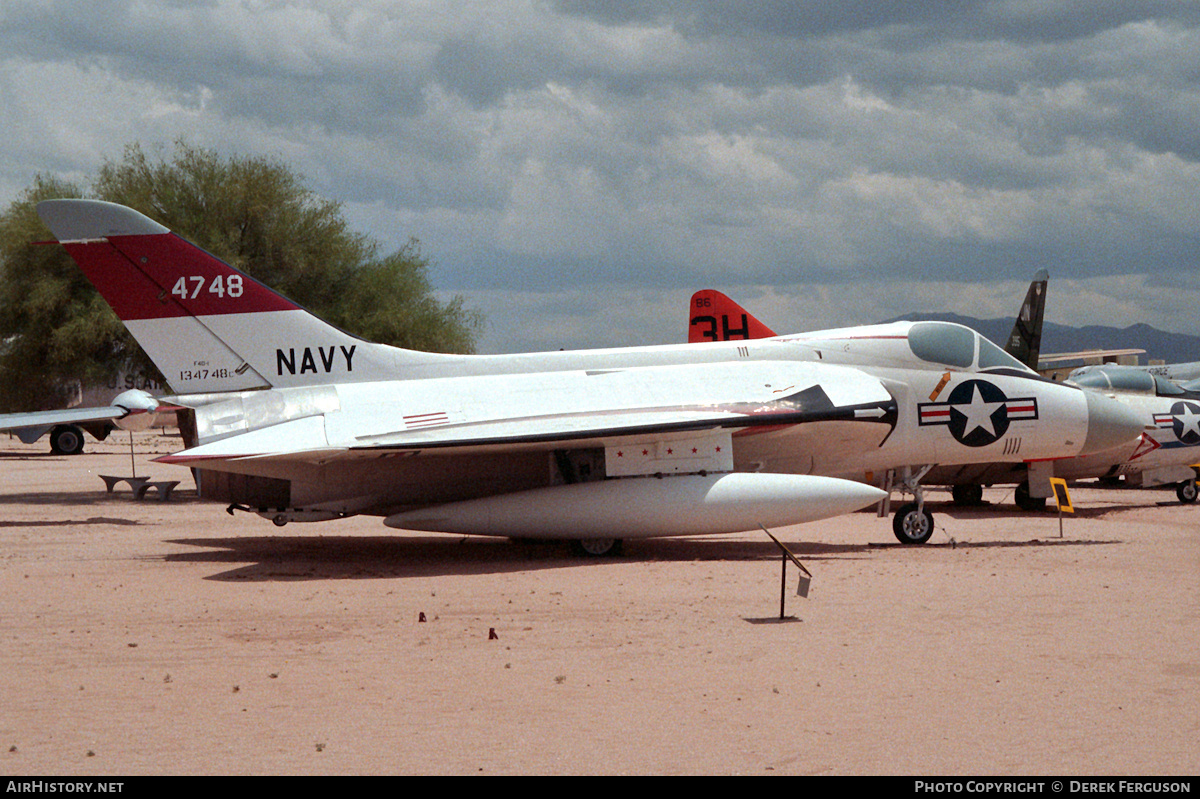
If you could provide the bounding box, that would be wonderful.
[0,489,204,508]
[0,516,141,528]
[165,532,1119,582]
[928,498,1186,519]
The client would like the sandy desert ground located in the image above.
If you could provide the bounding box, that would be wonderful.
[0,429,1197,776]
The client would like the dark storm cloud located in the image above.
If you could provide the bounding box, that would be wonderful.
[4,0,1200,351]
[557,1,1200,43]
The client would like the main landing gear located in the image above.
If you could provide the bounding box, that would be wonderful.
[1014,480,1047,511]
[49,424,86,455]
[892,502,935,545]
[886,465,936,545]
[951,483,984,506]
[1177,479,1198,504]
[570,538,624,557]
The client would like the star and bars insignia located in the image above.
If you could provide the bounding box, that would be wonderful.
[1152,400,1200,447]
[918,379,1039,448]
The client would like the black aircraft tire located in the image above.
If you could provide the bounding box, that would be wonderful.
[1015,481,1047,512]
[570,538,624,557]
[49,425,85,456]
[892,503,934,545]
[951,484,984,506]
[1177,480,1198,504]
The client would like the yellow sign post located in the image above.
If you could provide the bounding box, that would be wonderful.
[1050,477,1072,538]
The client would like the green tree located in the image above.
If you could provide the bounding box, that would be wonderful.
[0,142,481,411]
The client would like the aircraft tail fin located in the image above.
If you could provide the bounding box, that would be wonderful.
[37,200,447,394]
[1004,269,1048,370]
[688,289,778,343]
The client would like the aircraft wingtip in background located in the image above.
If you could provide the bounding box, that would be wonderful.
[0,388,162,453]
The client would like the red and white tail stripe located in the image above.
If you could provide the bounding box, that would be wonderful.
[38,200,447,394]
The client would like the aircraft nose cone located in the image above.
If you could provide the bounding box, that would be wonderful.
[1080,389,1146,456]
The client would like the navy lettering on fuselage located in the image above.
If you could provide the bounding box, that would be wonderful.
[276,345,357,376]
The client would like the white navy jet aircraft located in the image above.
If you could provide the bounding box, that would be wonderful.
[690,280,1200,519]
[37,200,1143,553]
[688,288,1149,539]
[922,368,1200,510]
[942,272,1199,507]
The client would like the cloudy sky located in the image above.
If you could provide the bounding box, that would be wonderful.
[3,1,1200,353]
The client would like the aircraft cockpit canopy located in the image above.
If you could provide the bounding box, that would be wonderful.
[1071,368,1194,398]
[907,322,1033,374]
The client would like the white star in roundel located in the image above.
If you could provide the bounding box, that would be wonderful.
[955,384,1005,438]
[1177,404,1200,441]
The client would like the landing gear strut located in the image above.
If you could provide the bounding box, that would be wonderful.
[886,465,936,545]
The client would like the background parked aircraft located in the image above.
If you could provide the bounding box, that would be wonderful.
[0,389,163,453]
[1071,361,1200,384]
[1064,369,1199,503]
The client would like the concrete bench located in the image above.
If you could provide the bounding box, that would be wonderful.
[134,480,181,501]
[100,475,150,494]
[99,475,180,501]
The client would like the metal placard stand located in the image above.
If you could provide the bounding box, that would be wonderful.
[761,525,812,619]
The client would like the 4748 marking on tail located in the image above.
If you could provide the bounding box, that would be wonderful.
[172,274,244,300]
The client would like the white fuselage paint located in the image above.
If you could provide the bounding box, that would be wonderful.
[164,322,1104,516]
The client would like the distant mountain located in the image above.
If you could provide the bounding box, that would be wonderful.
[885,312,1200,366]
